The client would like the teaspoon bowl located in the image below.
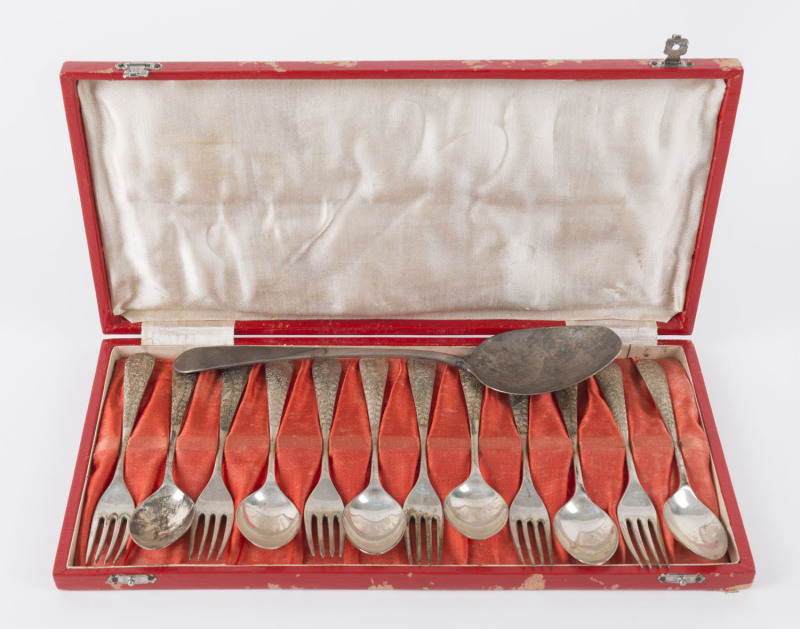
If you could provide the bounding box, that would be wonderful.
[236,485,302,550]
[553,489,619,566]
[663,486,728,560]
[130,484,195,551]
[342,485,406,555]
[443,471,508,540]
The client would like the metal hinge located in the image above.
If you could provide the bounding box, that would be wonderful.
[650,34,694,68]
[115,62,163,78]
[658,573,706,587]
[107,574,157,587]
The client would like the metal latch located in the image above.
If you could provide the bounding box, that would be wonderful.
[115,62,163,78]
[650,34,694,68]
[107,574,157,587]
[658,573,705,587]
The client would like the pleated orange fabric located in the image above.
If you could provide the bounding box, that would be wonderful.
[75,354,727,567]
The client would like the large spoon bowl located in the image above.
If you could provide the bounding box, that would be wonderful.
[663,486,728,560]
[553,489,619,566]
[236,485,302,550]
[130,486,195,550]
[342,484,406,555]
[173,326,622,396]
[443,470,508,539]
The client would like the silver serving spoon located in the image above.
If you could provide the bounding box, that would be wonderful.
[636,360,728,560]
[443,371,509,539]
[130,370,198,550]
[173,326,622,396]
[236,362,301,549]
[342,358,406,554]
[553,385,619,565]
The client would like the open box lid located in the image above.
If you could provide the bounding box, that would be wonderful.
[60,51,743,339]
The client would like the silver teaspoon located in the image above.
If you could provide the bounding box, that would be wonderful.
[636,360,728,561]
[553,385,619,565]
[443,371,509,539]
[130,370,198,550]
[342,358,406,554]
[236,362,301,549]
[173,326,622,396]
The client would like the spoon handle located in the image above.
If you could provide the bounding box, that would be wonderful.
[555,385,585,489]
[265,362,293,481]
[636,360,690,486]
[164,371,198,479]
[175,346,469,374]
[359,358,389,480]
[115,353,156,478]
[408,359,436,475]
[459,370,484,472]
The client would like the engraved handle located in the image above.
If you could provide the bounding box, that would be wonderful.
[115,353,156,477]
[509,394,529,438]
[459,369,484,473]
[265,362,293,482]
[359,358,389,480]
[636,359,689,485]
[164,371,198,480]
[555,385,584,490]
[312,358,342,436]
[408,359,435,432]
[213,367,248,474]
[594,363,628,444]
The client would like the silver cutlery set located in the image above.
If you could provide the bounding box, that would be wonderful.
[85,329,728,569]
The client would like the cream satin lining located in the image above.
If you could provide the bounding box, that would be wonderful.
[77,78,726,323]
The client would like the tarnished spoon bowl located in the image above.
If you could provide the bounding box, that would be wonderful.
[443,470,508,539]
[342,484,406,555]
[130,485,195,551]
[553,488,619,566]
[664,486,728,560]
[236,484,302,550]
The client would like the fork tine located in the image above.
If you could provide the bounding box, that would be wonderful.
[631,519,651,568]
[327,515,336,558]
[425,517,433,566]
[414,516,422,566]
[197,514,211,560]
[316,514,325,559]
[620,520,642,567]
[189,515,199,559]
[104,516,123,564]
[207,515,221,560]
[544,523,553,565]
[651,519,669,567]
[404,516,413,564]
[533,521,545,567]
[93,517,112,564]
[113,518,131,564]
[641,519,661,568]
[217,514,233,560]
[337,514,345,558]
[86,516,101,564]
[510,520,525,564]
[521,521,536,566]
[436,518,443,565]
[305,514,315,557]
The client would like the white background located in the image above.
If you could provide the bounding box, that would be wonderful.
[1,1,798,627]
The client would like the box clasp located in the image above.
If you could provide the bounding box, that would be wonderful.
[142,321,235,346]
[658,573,705,587]
[115,62,163,78]
[107,574,157,587]
[650,34,694,68]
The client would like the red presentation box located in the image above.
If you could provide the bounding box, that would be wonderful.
[54,45,753,591]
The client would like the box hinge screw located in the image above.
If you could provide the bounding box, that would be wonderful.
[650,35,694,68]
[107,574,157,587]
[658,573,705,587]
[115,62,163,78]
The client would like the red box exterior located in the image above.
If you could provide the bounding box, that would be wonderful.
[55,59,752,590]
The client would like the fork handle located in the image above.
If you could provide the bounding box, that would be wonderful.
[408,359,436,475]
[212,367,248,474]
[115,353,156,477]
[594,362,628,444]
[312,359,342,437]
[636,360,690,486]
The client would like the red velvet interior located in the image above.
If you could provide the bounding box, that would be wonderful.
[74,357,724,566]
